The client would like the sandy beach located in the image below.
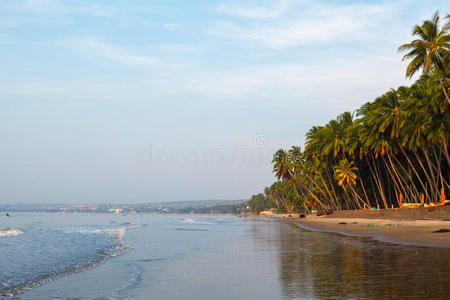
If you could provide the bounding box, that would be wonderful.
[264,206,450,248]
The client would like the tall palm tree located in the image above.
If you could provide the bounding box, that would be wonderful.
[398,11,450,104]
[373,89,404,139]
[272,149,292,181]
[288,146,303,176]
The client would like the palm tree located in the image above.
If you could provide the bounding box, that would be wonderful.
[398,11,450,104]
[333,159,358,187]
[288,146,303,176]
[272,149,292,181]
[333,159,368,208]
[373,89,404,139]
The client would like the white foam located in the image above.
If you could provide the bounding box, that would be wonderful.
[182,218,216,225]
[0,228,23,237]
[60,224,139,236]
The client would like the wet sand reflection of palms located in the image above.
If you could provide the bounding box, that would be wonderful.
[250,221,450,299]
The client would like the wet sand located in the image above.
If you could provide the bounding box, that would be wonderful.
[294,216,450,248]
[265,207,450,248]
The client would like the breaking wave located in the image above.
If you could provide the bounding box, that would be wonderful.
[0,228,23,237]
[0,224,138,297]
[181,218,216,225]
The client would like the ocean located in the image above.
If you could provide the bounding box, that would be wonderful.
[1,213,450,299]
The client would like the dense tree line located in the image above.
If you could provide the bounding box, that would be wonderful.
[250,12,450,213]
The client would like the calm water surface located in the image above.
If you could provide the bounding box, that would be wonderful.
[0,213,449,299]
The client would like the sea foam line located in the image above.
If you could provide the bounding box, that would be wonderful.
[0,224,138,297]
[0,228,23,237]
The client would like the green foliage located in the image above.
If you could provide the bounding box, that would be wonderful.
[252,12,450,212]
[238,193,274,214]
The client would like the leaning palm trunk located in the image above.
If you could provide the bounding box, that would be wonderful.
[349,185,369,208]
[318,170,338,210]
[382,155,404,205]
[356,167,371,208]
[397,143,431,201]
[433,60,450,105]
[413,149,439,201]
[390,153,423,202]
[386,153,414,202]
[422,147,440,201]
[441,136,450,169]
[301,182,328,210]
[366,155,389,208]
[325,166,341,208]
[301,167,333,210]
[431,145,450,190]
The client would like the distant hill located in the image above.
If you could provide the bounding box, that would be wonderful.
[0,199,248,214]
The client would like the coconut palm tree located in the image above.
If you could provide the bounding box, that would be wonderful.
[272,149,292,181]
[398,11,450,104]
[333,159,369,209]
[373,89,405,139]
[254,14,449,212]
[333,159,358,188]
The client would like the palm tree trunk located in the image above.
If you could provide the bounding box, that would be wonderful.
[397,142,431,201]
[433,61,450,105]
[382,155,404,206]
[441,136,450,168]
[432,144,450,190]
[367,154,389,208]
[386,153,414,202]
[413,149,438,201]
[422,146,440,201]
[302,185,327,210]
[390,153,422,202]
[357,169,371,207]
[318,170,338,210]
[325,166,340,209]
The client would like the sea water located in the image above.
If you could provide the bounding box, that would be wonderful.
[1,213,450,299]
[0,214,134,296]
[0,213,247,299]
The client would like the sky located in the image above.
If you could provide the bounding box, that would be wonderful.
[1,0,449,204]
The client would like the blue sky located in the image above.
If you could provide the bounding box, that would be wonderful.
[1,0,448,203]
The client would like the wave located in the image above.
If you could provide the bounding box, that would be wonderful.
[0,228,23,237]
[176,228,210,232]
[181,218,216,225]
[0,224,137,297]
[109,263,142,299]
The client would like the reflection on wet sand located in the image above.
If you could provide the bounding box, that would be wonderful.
[249,220,450,299]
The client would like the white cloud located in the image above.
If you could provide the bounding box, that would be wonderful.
[22,0,65,14]
[163,23,179,31]
[212,1,398,49]
[216,0,292,19]
[56,39,158,66]
[80,4,113,17]
[181,59,408,108]
[21,0,113,17]
[0,52,407,105]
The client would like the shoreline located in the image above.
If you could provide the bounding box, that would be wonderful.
[262,211,450,248]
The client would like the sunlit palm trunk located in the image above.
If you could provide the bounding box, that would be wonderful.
[390,153,423,202]
[366,155,389,208]
[433,61,450,105]
[414,149,436,199]
[397,142,431,201]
